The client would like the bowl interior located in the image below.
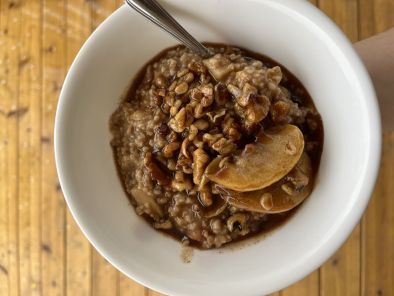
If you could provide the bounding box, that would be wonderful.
[55,0,380,295]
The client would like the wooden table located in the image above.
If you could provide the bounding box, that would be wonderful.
[0,0,393,295]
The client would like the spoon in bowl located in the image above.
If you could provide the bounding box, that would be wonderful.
[124,0,213,57]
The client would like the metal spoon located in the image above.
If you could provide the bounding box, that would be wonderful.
[124,0,213,58]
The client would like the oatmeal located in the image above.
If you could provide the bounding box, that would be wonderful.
[110,44,323,249]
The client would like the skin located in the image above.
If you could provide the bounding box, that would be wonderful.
[355,28,394,132]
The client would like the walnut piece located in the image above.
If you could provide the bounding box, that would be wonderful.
[212,138,237,155]
[143,152,170,185]
[162,141,180,158]
[192,148,210,185]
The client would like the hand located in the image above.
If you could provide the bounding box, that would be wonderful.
[355,28,394,132]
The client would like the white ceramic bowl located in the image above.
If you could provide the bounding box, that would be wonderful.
[55,1,381,295]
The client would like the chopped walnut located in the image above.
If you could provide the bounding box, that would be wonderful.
[206,109,226,124]
[227,84,242,98]
[170,99,182,116]
[188,60,206,74]
[194,119,209,130]
[168,106,191,133]
[199,185,213,207]
[176,155,193,174]
[175,81,189,95]
[237,83,257,107]
[143,152,170,185]
[194,103,205,119]
[181,138,190,158]
[212,138,237,155]
[245,95,270,123]
[172,171,193,191]
[202,133,223,146]
[162,141,180,158]
[192,148,210,185]
[164,93,175,106]
[190,88,203,102]
[200,84,214,107]
[271,100,290,124]
[188,124,198,141]
[214,82,230,105]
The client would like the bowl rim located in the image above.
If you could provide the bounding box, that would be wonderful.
[54,0,382,295]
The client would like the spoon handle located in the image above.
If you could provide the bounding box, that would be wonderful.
[124,0,213,57]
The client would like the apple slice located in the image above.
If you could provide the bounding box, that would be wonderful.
[215,153,313,213]
[206,124,304,192]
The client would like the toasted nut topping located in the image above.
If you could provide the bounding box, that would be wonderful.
[212,138,237,155]
[281,183,295,195]
[194,103,204,119]
[194,119,209,130]
[188,61,206,74]
[181,72,194,83]
[199,186,213,207]
[177,68,189,78]
[188,124,198,141]
[202,133,223,146]
[181,138,190,158]
[192,148,210,185]
[170,99,182,116]
[175,82,189,95]
[168,80,177,91]
[162,141,180,158]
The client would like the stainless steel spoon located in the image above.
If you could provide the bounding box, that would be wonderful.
[124,0,213,58]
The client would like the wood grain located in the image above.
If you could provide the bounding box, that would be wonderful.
[41,0,67,293]
[0,0,21,295]
[359,0,394,39]
[18,0,42,294]
[0,1,394,296]
[281,272,319,296]
[119,272,148,296]
[319,0,359,42]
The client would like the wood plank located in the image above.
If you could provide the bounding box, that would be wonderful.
[361,133,394,296]
[319,0,359,42]
[359,0,394,39]
[92,250,119,296]
[41,0,67,294]
[320,225,361,296]
[281,271,319,296]
[92,0,117,29]
[64,0,93,294]
[119,272,147,296]
[0,0,21,294]
[149,290,166,296]
[18,0,42,294]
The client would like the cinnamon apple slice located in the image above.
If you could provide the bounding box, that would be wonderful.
[215,153,313,213]
[206,124,304,192]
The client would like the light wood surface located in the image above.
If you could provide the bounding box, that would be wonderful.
[0,0,393,295]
